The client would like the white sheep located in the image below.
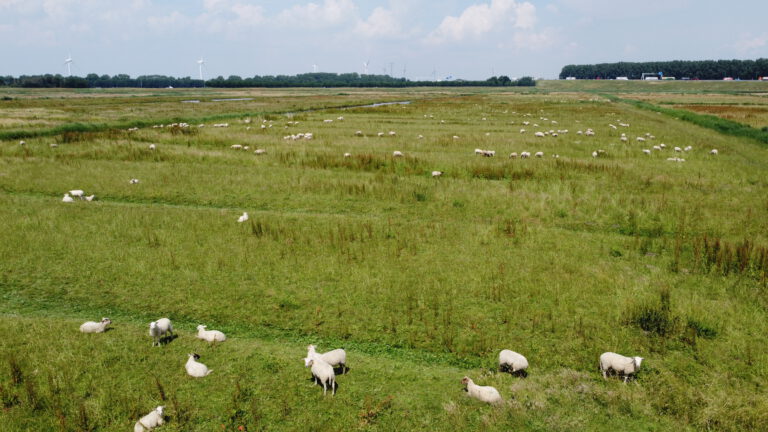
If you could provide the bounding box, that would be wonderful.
[653,145,662,151]
[642,149,651,155]
[148,144,156,151]
[149,318,173,346]
[343,152,351,158]
[684,146,692,151]
[534,151,544,158]
[185,353,212,378]
[431,171,443,177]
[392,151,404,157]
[306,358,335,395]
[80,317,112,333]
[196,325,226,343]
[534,131,545,138]
[129,178,140,184]
[498,349,528,376]
[19,140,26,146]
[254,149,266,155]
[85,195,96,201]
[520,151,531,159]
[461,376,502,404]
[62,193,74,203]
[674,146,682,152]
[70,189,85,199]
[509,152,518,159]
[710,149,718,155]
[599,352,644,383]
[134,405,164,432]
[305,344,347,372]
[237,212,249,223]
[230,144,243,150]
[474,148,484,155]
[483,150,496,157]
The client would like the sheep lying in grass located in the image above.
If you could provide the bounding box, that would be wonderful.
[599,352,643,383]
[307,358,335,395]
[499,349,528,376]
[392,151,404,157]
[185,353,212,377]
[62,193,74,203]
[134,405,164,432]
[305,344,347,373]
[237,212,249,223]
[431,171,443,177]
[149,318,173,346]
[80,318,112,333]
[196,325,226,343]
[461,376,502,404]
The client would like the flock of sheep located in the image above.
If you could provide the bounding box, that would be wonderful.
[79,315,644,429]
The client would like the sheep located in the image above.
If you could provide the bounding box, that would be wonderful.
[230,144,243,150]
[305,344,347,373]
[185,353,212,378]
[354,130,363,136]
[599,352,644,383]
[19,140,26,146]
[392,151,404,157]
[534,131,545,138]
[482,150,495,157]
[498,349,528,376]
[519,128,526,134]
[343,152,351,158]
[377,132,385,137]
[674,147,682,152]
[85,195,96,201]
[710,149,718,155]
[80,317,112,333]
[148,144,156,151]
[50,143,59,148]
[592,151,598,158]
[388,131,396,136]
[431,171,444,177]
[453,135,460,139]
[636,137,646,142]
[520,151,531,159]
[684,146,692,151]
[254,149,266,155]
[149,318,173,346]
[474,148,484,155]
[534,151,544,158]
[509,152,518,159]
[196,325,226,343]
[62,193,74,203]
[129,179,140,184]
[70,190,85,199]
[417,134,424,139]
[642,149,651,155]
[237,212,249,223]
[134,405,164,432]
[461,376,502,404]
[653,145,662,151]
[306,358,335,395]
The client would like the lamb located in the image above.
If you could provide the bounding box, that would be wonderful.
[498,349,528,376]
[237,212,249,223]
[62,193,74,203]
[599,352,644,383]
[85,195,96,201]
[80,317,112,333]
[149,318,173,346]
[710,149,718,155]
[306,358,335,395]
[461,376,502,404]
[431,171,443,177]
[196,325,226,343]
[475,148,484,155]
[134,405,164,432]
[185,353,212,378]
[392,151,404,157]
[70,189,85,199]
[305,344,347,373]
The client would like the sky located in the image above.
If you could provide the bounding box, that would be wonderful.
[1,0,767,80]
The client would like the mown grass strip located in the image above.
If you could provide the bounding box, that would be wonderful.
[604,93,768,145]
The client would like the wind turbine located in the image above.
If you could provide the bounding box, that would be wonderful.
[64,54,73,77]
[312,64,318,73]
[197,57,205,81]
[363,60,370,75]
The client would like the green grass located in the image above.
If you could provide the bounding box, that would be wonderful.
[1,84,767,431]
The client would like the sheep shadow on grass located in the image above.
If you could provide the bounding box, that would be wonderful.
[157,334,178,346]
[333,365,349,375]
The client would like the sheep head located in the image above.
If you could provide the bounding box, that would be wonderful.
[303,357,312,367]
[101,318,111,324]
[189,353,200,360]
[150,321,157,330]
[633,357,644,368]
[461,376,472,386]
[155,406,164,415]
[197,325,206,331]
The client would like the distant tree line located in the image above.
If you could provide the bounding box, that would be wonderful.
[0,73,536,88]
[559,59,768,80]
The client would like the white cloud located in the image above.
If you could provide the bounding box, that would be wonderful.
[354,7,404,39]
[231,3,265,24]
[277,0,356,28]
[733,33,768,53]
[511,29,555,50]
[425,0,537,44]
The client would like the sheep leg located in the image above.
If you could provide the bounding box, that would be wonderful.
[322,381,327,395]
[331,379,336,396]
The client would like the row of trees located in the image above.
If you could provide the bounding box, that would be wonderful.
[559,59,768,80]
[0,73,536,89]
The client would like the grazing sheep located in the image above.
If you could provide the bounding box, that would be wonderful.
[19,140,26,146]
[62,193,74,203]
[509,152,518,159]
[498,349,528,376]
[599,352,644,383]
[475,148,484,155]
[185,353,212,378]
[80,317,112,333]
[520,151,531,159]
[710,149,718,155]
[237,212,249,223]
[254,149,266,155]
[534,151,544,158]
[50,143,59,148]
[453,135,460,139]
[620,136,628,142]
[196,325,226,343]
[343,152,351,158]
[659,143,667,149]
[461,376,502,404]
[674,146,682,152]
[388,131,396,136]
[519,128,526,134]
[482,150,496,157]
[684,146,692,151]
[129,178,140,184]
[636,137,646,142]
[149,318,173,347]
[653,145,662,151]
[392,151,404,157]
[642,149,651,155]
[148,144,156,150]
[354,130,363,136]
[70,189,84,199]
[134,405,164,432]
[305,345,347,372]
[417,134,424,139]
[431,171,443,177]
[534,131,545,138]
[306,358,335,396]
[230,144,243,150]
[85,195,96,201]
[592,151,598,158]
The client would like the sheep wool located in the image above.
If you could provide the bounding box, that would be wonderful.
[134,406,164,432]
[306,345,347,372]
[185,353,212,378]
[461,376,502,404]
[80,317,112,333]
[307,358,335,396]
[599,352,644,383]
[149,318,173,346]
[498,349,529,375]
[196,325,226,343]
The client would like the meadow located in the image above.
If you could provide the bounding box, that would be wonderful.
[1,82,767,431]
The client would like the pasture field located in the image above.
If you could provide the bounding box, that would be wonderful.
[1,82,767,431]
